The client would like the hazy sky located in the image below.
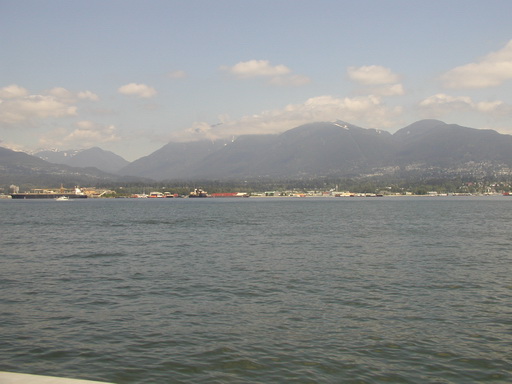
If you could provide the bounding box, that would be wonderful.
[2,0,512,161]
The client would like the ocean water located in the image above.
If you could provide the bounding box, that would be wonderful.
[1,196,511,383]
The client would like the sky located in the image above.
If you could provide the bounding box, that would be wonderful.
[1,0,512,161]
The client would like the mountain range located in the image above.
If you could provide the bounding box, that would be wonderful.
[2,119,512,186]
[35,147,129,174]
[119,119,512,180]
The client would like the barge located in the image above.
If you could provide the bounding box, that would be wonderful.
[11,187,88,199]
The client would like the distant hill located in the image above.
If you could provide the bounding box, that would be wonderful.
[119,121,396,180]
[393,119,512,166]
[119,139,231,180]
[120,119,512,181]
[0,147,143,188]
[186,122,395,179]
[35,147,129,173]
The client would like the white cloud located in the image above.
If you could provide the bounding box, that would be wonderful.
[168,70,187,79]
[0,140,27,152]
[0,84,29,99]
[47,87,99,102]
[367,83,405,97]
[441,40,512,89]
[48,87,75,101]
[418,93,511,116]
[0,86,101,127]
[39,120,120,148]
[475,100,505,113]
[347,65,400,85]
[347,66,404,98]
[221,59,310,86]
[420,93,472,108]
[170,95,402,142]
[77,90,99,101]
[118,83,157,98]
[67,121,119,143]
[224,60,291,78]
[75,120,96,130]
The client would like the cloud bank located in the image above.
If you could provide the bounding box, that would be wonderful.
[0,85,80,125]
[170,94,402,142]
[39,120,120,148]
[0,84,29,99]
[419,93,510,116]
[441,40,512,89]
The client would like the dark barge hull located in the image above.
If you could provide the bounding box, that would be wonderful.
[11,194,88,199]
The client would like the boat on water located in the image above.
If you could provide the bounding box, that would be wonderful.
[55,196,70,201]
[188,188,209,198]
[11,186,87,199]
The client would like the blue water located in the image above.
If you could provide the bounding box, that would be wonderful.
[1,197,511,383]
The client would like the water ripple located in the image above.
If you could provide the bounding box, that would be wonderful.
[1,198,512,383]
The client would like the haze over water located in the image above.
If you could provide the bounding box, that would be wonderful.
[1,197,511,383]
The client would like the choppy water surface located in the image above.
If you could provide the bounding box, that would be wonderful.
[1,197,511,383]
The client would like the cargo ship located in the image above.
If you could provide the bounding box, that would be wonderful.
[11,186,88,199]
